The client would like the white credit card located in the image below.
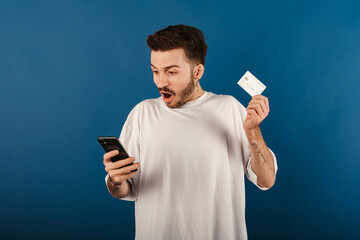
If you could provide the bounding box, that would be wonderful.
[237,71,266,96]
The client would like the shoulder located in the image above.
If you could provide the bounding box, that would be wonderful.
[131,97,161,112]
[207,92,245,109]
[126,97,161,120]
[207,92,235,102]
[206,92,248,120]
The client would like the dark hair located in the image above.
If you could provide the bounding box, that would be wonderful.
[146,24,208,65]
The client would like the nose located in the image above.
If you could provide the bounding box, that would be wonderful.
[157,73,169,88]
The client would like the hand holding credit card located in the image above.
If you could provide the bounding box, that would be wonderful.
[237,71,266,96]
[238,71,270,131]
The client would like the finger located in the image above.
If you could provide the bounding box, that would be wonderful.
[247,107,266,126]
[253,95,269,112]
[247,102,265,118]
[265,97,270,113]
[246,108,261,123]
[105,157,136,172]
[103,150,119,165]
[111,170,138,185]
[248,101,265,114]
[249,97,268,113]
[110,162,140,177]
[112,157,136,169]
[249,97,269,117]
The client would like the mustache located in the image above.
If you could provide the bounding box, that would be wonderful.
[158,87,176,96]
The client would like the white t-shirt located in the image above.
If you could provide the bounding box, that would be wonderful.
[106,91,278,240]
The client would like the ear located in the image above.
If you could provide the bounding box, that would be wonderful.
[193,64,205,80]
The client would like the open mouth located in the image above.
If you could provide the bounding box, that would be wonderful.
[161,92,173,102]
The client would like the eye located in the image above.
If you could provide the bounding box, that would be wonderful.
[168,71,176,75]
[152,70,159,74]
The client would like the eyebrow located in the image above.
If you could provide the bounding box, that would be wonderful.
[151,64,181,70]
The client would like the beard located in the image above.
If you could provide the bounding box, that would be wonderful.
[160,72,196,109]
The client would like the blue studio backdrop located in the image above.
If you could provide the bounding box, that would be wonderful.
[1,1,360,239]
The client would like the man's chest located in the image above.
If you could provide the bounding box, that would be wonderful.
[140,111,232,155]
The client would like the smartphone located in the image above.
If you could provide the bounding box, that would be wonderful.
[98,136,137,171]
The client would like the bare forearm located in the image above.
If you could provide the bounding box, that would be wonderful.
[106,176,132,198]
[246,127,275,188]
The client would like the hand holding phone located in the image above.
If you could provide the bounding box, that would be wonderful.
[99,136,139,185]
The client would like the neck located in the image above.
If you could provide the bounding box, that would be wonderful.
[190,83,205,101]
[196,86,205,99]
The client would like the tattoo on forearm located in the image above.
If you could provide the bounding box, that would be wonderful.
[251,143,267,164]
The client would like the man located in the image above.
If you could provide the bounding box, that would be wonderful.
[103,24,278,240]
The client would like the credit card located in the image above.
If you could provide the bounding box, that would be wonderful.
[237,71,266,96]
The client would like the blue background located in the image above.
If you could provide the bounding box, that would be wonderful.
[1,0,360,239]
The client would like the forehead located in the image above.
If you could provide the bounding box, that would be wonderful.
[150,48,190,68]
